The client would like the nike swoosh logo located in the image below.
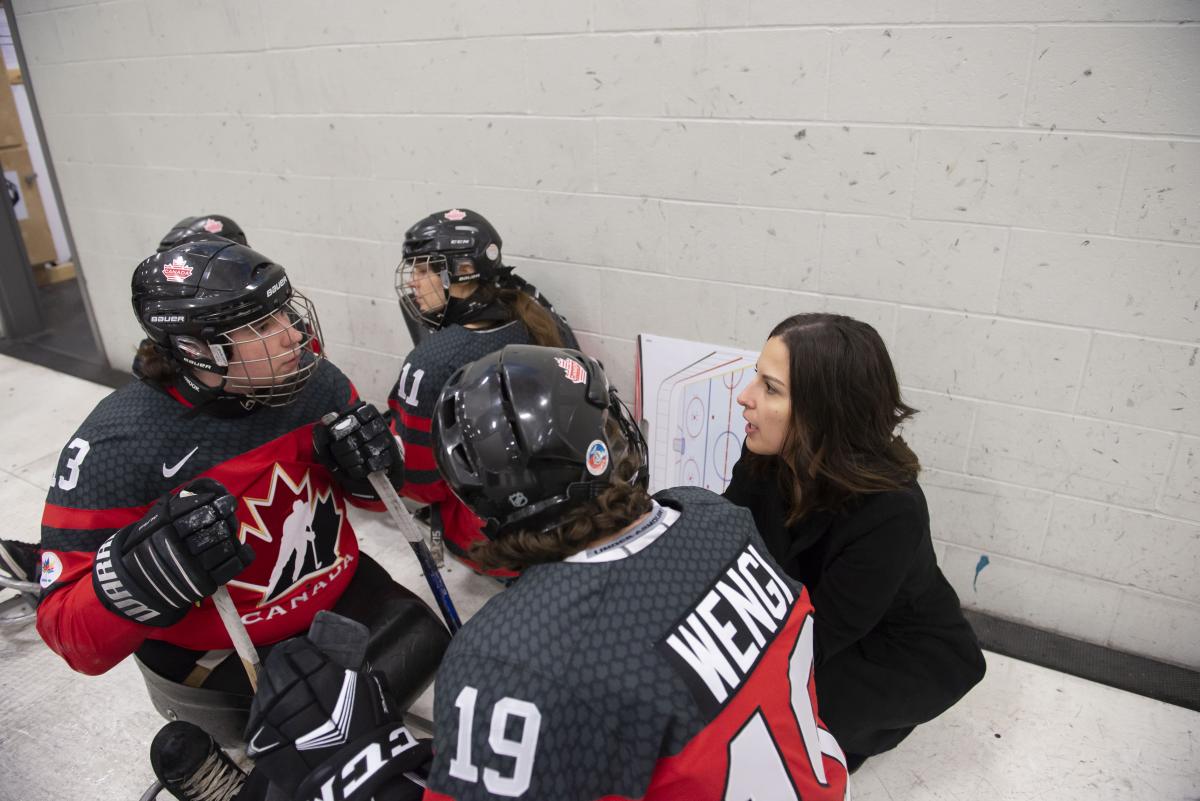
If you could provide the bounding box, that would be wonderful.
[162,446,199,478]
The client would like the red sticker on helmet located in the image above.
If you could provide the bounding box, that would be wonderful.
[202,218,223,233]
[162,255,194,282]
[556,357,587,384]
[444,209,467,221]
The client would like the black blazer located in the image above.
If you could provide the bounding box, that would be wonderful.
[724,453,985,708]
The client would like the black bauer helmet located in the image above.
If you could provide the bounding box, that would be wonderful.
[395,208,509,330]
[158,214,248,253]
[432,345,648,540]
[132,240,324,407]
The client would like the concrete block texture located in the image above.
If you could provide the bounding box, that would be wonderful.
[893,309,1091,411]
[1116,140,1200,243]
[828,27,1033,126]
[528,30,831,119]
[821,215,1007,311]
[13,1,1200,664]
[912,129,1129,232]
[1075,335,1200,435]
[1042,496,1200,603]
[1026,26,1200,136]
[967,405,1176,507]
[1160,436,1200,522]
[998,232,1199,342]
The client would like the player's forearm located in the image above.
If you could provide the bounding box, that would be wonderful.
[36,579,146,675]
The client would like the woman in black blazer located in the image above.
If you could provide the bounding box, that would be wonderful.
[724,313,985,772]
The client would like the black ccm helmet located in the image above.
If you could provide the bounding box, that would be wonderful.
[395,208,509,330]
[132,240,324,407]
[158,214,248,252]
[433,345,648,539]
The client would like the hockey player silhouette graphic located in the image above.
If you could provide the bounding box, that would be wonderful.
[265,500,318,598]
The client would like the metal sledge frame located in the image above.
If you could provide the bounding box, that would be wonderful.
[0,540,40,627]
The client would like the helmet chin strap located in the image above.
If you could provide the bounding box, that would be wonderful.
[169,369,260,418]
[439,286,512,328]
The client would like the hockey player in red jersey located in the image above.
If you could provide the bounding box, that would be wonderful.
[37,239,448,722]
[211,344,849,801]
[390,209,578,576]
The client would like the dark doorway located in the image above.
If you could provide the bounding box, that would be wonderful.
[0,3,123,389]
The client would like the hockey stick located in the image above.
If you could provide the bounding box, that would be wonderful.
[213,585,261,692]
[322,413,463,634]
[179,488,262,691]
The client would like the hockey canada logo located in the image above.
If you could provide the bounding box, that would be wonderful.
[444,208,467,221]
[162,255,194,282]
[39,551,63,589]
[235,464,348,605]
[202,218,224,233]
[556,357,587,384]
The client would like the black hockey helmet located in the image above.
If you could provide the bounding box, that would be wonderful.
[395,208,509,330]
[432,345,648,539]
[132,240,324,407]
[158,214,248,253]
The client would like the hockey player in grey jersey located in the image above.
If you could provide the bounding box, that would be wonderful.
[215,345,849,801]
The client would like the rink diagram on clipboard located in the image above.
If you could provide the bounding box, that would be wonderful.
[637,335,758,494]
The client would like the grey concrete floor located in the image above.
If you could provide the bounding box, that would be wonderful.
[1,353,1197,801]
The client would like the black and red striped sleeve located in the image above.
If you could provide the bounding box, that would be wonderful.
[37,428,155,674]
[389,365,488,555]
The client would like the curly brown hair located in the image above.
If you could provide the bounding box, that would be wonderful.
[469,418,652,572]
[744,313,920,524]
[135,338,179,385]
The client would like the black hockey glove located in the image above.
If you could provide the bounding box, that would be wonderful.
[313,401,404,502]
[92,478,254,627]
[245,611,430,801]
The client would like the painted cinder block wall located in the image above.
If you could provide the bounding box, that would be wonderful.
[12,0,1199,666]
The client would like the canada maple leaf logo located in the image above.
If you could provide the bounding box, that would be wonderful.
[162,256,193,282]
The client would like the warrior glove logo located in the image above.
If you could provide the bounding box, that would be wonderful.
[93,535,161,623]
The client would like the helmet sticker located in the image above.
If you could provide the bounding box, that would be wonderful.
[40,551,63,589]
[444,209,467,221]
[485,243,500,262]
[508,492,529,508]
[202,218,224,233]
[162,255,194,282]
[586,440,609,476]
[555,356,587,385]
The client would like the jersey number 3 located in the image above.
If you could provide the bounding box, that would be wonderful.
[53,438,91,491]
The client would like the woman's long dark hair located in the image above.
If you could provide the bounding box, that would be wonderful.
[471,282,565,348]
[747,313,920,523]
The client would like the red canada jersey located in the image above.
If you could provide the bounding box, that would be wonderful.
[37,361,374,675]
[422,487,848,801]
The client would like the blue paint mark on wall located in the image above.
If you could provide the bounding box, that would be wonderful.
[973,554,990,592]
